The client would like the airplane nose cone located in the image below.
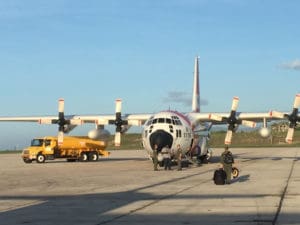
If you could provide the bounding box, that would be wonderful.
[149,129,173,152]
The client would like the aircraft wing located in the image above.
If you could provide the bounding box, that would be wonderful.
[188,112,275,124]
[0,116,57,123]
[73,113,153,126]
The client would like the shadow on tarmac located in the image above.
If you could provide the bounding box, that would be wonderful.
[0,168,288,225]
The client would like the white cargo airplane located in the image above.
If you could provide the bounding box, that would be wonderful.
[0,57,300,164]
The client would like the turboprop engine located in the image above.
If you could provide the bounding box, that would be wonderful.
[259,127,271,138]
[88,129,110,141]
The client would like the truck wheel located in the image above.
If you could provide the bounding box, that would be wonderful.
[79,153,88,162]
[23,158,32,164]
[88,152,99,162]
[36,154,46,163]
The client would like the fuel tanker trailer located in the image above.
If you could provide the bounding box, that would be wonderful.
[22,136,110,163]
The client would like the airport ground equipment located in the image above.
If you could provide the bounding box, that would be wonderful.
[21,136,109,163]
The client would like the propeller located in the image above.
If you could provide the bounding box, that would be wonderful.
[40,99,82,145]
[271,94,300,143]
[109,99,128,147]
[209,97,256,145]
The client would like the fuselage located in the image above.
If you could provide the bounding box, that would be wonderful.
[142,110,196,160]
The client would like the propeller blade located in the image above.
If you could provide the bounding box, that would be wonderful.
[241,120,256,128]
[115,132,121,147]
[293,94,300,109]
[115,99,122,113]
[231,97,239,111]
[224,130,233,145]
[58,98,64,113]
[285,128,294,144]
[58,131,64,146]
[114,99,125,146]
[208,113,223,122]
[271,111,285,119]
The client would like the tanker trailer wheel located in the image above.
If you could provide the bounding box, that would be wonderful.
[79,152,88,162]
[88,152,99,162]
[36,154,46,163]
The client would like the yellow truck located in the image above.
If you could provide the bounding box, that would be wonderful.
[22,136,110,163]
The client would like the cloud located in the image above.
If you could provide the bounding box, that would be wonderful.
[280,59,300,71]
[162,91,208,107]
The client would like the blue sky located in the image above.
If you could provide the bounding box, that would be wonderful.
[0,0,300,149]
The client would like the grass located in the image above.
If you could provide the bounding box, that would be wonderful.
[107,129,300,149]
[1,129,300,152]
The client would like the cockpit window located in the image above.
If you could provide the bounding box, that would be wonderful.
[158,118,165,123]
[146,119,152,126]
[152,119,157,124]
[31,139,44,147]
[166,118,172,124]
[171,116,182,125]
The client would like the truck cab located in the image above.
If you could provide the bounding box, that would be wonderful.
[22,137,57,163]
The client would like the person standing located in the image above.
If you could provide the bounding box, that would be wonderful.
[220,145,234,184]
[153,144,158,171]
[161,145,172,170]
[176,144,182,170]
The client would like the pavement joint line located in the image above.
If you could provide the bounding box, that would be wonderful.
[272,151,298,225]
[95,170,214,225]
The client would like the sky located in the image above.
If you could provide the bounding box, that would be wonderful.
[0,0,300,149]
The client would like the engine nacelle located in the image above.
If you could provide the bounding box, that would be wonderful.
[88,129,110,141]
[259,127,271,138]
[121,125,132,133]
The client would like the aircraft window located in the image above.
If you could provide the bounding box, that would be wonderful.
[176,130,182,138]
[146,120,152,126]
[152,119,157,124]
[175,120,182,125]
[158,118,165,123]
[166,118,171,124]
[31,139,44,147]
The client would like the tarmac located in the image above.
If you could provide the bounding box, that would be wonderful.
[0,147,299,225]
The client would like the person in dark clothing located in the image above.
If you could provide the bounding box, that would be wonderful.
[161,145,172,170]
[153,144,158,171]
[220,145,234,184]
[176,144,182,170]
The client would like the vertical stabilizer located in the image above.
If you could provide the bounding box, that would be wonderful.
[192,56,200,112]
